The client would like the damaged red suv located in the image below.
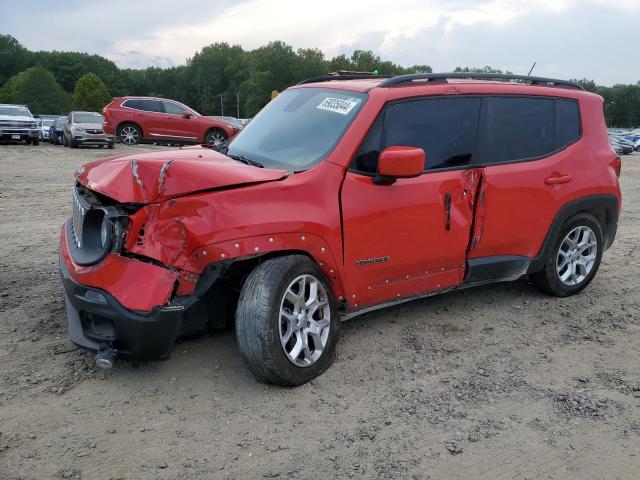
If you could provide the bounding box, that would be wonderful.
[60,73,621,386]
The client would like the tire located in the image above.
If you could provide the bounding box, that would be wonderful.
[235,255,340,386]
[531,213,604,297]
[107,142,115,150]
[69,137,77,148]
[204,128,227,147]
[117,123,141,145]
[32,138,39,146]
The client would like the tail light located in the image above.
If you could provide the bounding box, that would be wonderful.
[611,156,622,178]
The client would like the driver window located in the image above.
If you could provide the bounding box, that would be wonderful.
[163,101,186,115]
[351,97,481,173]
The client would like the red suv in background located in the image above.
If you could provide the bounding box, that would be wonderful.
[102,97,240,146]
[62,72,621,386]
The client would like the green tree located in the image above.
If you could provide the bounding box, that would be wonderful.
[0,35,30,85]
[0,66,70,114]
[72,73,110,111]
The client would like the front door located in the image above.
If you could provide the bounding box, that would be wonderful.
[161,101,199,141]
[340,96,483,309]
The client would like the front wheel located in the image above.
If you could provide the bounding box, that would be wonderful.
[235,255,340,386]
[531,213,603,297]
[204,129,227,147]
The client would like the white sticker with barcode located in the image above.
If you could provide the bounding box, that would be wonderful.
[316,97,360,115]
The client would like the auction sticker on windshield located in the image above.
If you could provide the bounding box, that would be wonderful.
[317,97,360,115]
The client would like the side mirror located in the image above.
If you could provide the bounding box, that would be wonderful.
[183,113,192,119]
[374,146,425,185]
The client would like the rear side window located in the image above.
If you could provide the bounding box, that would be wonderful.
[477,96,581,164]
[352,97,481,173]
[479,97,555,163]
[123,99,164,113]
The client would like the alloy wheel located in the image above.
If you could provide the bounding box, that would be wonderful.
[207,131,226,147]
[120,126,139,145]
[279,274,331,367]
[556,226,597,286]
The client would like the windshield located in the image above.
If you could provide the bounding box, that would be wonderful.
[55,118,66,128]
[227,88,367,171]
[73,112,103,124]
[43,118,56,126]
[0,106,32,117]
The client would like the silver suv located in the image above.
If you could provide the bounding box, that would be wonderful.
[0,104,40,145]
[64,111,115,149]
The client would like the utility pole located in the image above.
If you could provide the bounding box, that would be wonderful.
[220,94,224,116]
[236,91,240,119]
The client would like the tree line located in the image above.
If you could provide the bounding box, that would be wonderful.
[1,34,639,126]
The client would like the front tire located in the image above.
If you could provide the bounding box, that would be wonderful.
[531,213,603,297]
[31,138,39,146]
[205,129,227,147]
[235,255,340,386]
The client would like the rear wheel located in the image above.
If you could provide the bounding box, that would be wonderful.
[205,129,227,147]
[235,255,340,386]
[118,124,141,145]
[531,213,603,297]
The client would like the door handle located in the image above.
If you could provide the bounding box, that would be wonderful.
[444,192,451,231]
[545,174,572,185]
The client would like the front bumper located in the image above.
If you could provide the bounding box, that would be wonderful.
[61,258,184,360]
[0,128,39,140]
[72,134,115,146]
[59,224,184,361]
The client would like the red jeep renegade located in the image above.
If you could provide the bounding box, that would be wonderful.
[102,96,240,146]
[60,72,621,386]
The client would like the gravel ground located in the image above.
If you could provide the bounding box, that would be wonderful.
[1,143,639,480]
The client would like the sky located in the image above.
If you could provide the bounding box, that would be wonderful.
[2,0,638,85]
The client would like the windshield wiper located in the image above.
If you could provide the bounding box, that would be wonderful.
[227,154,264,168]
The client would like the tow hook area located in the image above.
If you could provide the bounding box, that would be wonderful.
[95,346,117,369]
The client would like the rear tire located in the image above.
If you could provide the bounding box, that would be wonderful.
[531,213,603,297]
[235,255,340,386]
[117,123,141,145]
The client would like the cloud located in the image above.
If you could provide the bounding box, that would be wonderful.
[3,0,638,85]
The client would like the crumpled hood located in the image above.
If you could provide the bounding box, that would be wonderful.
[75,146,288,204]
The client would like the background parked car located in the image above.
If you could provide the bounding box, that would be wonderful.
[64,111,114,149]
[102,97,241,146]
[0,104,40,145]
[38,116,57,141]
[48,116,67,145]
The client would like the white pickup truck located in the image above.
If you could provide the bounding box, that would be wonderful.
[0,104,40,145]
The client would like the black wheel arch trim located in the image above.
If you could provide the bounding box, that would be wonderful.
[527,193,618,274]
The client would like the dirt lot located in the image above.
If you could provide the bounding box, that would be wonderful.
[1,143,639,480]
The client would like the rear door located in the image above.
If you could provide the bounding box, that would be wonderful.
[129,99,166,138]
[340,96,483,309]
[468,96,582,267]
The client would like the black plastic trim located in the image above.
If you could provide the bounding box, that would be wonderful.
[464,256,531,285]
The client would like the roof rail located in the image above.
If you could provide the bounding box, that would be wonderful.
[297,71,391,85]
[378,72,584,90]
